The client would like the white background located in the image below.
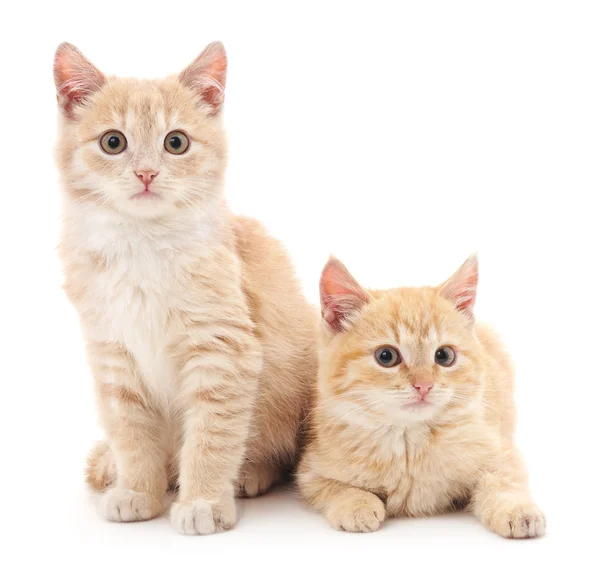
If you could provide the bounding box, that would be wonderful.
[1,1,598,566]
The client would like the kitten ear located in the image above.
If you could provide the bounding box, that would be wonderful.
[54,43,106,118]
[438,254,479,319]
[320,257,369,333]
[179,41,227,113]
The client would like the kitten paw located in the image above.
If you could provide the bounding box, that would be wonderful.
[237,463,282,497]
[170,495,237,535]
[483,501,546,538]
[85,440,116,490]
[326,491,386,533]
[100,488,163,522]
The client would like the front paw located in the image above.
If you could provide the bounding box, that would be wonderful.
[325,490,386,533]
[170,494,237,535]
[482,501,546,539]
[100,488,164,522]
[237,462,282,498]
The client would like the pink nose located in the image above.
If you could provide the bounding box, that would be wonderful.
[136,170,159,186]
[414,382,433,397]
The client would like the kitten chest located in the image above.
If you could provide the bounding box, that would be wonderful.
[371,423,485,516]
[85,250,186,401]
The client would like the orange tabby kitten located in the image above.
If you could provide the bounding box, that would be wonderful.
[298,255,545,538]
[54,42,317,535]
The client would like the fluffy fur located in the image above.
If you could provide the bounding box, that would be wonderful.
[298,255,545,538]
[54,42,317,535]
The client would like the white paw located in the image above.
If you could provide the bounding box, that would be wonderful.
[170,495,237,535]
[100,488,163,522]
[237,463,282,498]
[326,491,386,533]
[485,501,546,539]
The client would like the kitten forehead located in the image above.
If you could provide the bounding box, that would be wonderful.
[77,77,208,136]
[363,287,468,336]
[347,288,471,370]
[124,103,167,134]
[427,325,439,345]
[396,319,438,340]
[393,324,440,365]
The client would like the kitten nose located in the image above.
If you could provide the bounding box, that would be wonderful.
[414,382,433,397]
[136,170,159,186]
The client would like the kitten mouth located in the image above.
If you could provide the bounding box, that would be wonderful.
[404,400,433,408]
[131,189,161,200]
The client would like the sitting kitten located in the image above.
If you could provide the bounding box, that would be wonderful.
[298,255,545,538]
[54,42,317,535]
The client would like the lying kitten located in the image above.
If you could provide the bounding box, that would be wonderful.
[54,42,317,535]
[298,255,545,538]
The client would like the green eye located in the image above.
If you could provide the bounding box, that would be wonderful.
[374,346,401,368]
[164,131,190,155]
[100,131,127,154]
[435,346,456,367]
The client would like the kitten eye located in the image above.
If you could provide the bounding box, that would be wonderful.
[374,346,401,368]
[100,131,127,154]
[164,131,190,155]
[435,346,456,367]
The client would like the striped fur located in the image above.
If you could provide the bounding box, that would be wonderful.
[298,257,545,538]
[54,42,317,535]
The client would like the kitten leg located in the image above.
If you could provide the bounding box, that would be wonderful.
[85,440,180,492]
[85,439,116,490]
[298,469,385,532]
[91,342,168,522]
[170,332,261,535]
[471,444,546,538]
[236,461,283,498]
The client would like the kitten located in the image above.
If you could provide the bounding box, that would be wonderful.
[298,255,545,538]
[54,42,317,535]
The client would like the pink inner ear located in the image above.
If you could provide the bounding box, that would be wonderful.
[201,80,225,109]
[54,43,105,118]
[321,294,366,333]
[455,288,476,313]
[320,258,368,332]
[179,42,227,112]
[199,55,227,108]
[439,254,479,317]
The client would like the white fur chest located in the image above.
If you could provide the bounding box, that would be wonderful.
[86,241,183,402]
[96,254,178,393]
[65,206,219,402]
[376,422,431,460]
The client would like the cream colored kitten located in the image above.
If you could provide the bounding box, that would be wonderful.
[54,42,317,535]
[298,255,545,538]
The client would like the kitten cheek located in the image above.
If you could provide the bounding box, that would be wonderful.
[81,149,119,174]
[438,387,454,402]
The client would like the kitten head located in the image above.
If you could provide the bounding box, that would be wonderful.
[54,42,228,220]
[318,255,482,426]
